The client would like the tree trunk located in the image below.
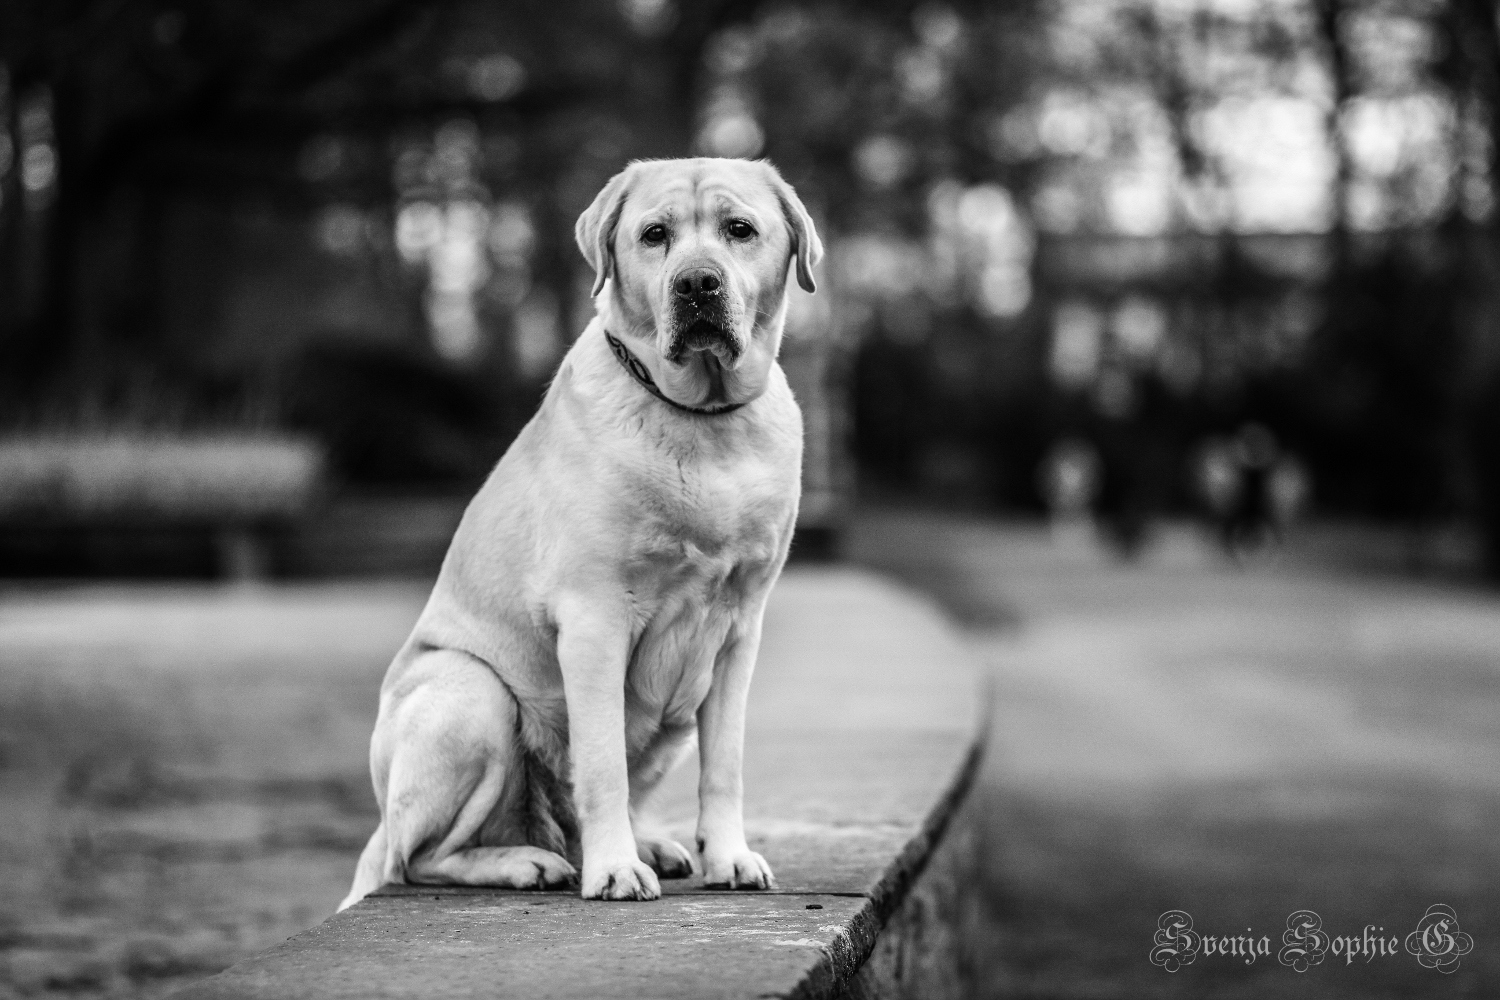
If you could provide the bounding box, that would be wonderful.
[0,83,23,350]
[1455,0,1500,232]
[33,76,86,378]
[1451,1,1500,578]
[1313,0,1354,251]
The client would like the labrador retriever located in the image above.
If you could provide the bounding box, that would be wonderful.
[340,157,822,907]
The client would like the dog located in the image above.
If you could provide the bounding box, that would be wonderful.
[340,157,822,908]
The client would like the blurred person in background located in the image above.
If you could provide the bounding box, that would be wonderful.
[1199,422,1312,561]
[1037,436,1103,548]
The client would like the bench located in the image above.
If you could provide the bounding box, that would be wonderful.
[0,436,324,579]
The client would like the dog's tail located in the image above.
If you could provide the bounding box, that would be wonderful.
[339,821,389,911]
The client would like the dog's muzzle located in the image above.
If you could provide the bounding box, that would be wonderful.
[668,268,740,364]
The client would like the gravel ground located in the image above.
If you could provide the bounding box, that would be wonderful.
[847,511,1500,999]
[0,583,427,999]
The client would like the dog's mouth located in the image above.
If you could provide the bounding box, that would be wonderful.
[669,318,741,365]
[683,319,727,352]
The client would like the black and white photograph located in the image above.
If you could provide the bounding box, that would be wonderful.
[1,0,1497,997]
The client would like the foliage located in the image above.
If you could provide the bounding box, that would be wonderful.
[4,0,1500,569]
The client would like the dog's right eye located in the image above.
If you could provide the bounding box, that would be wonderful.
[641,225,668,246]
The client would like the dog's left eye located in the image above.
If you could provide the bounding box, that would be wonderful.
[726,220,756,240]
[641,224,668,246]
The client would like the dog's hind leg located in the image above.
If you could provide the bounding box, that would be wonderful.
[628,725,696,878]
[373,648,577,893]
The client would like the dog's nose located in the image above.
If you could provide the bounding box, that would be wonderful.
[673,268,722,299]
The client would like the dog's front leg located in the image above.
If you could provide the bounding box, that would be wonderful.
[557,597,661,901]
[696,608,774,889]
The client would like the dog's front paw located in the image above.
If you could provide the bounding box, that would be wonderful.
[701,846,774,890]
[636,835,695,879]
[582,858,662,901]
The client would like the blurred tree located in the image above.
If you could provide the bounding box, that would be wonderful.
[0,0,771,393]
[4,0,1500,559]
[1,0,451,378]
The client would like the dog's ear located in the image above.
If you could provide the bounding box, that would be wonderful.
[766,166,824,294]
[575,166,633,297]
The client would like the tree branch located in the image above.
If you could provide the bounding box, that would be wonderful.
[78,0,447,207]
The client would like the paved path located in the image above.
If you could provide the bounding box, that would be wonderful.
[848,511,1500,999]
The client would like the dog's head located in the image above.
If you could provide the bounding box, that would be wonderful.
[576,158,822,409]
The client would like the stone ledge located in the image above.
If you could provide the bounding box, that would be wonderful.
[172,568,985,1000]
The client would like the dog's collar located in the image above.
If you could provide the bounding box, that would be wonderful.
[603,330,746,416]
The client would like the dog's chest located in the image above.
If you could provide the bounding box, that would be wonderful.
[621,453,793,719]
[634,432,793,562]
[624,568,735,724]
